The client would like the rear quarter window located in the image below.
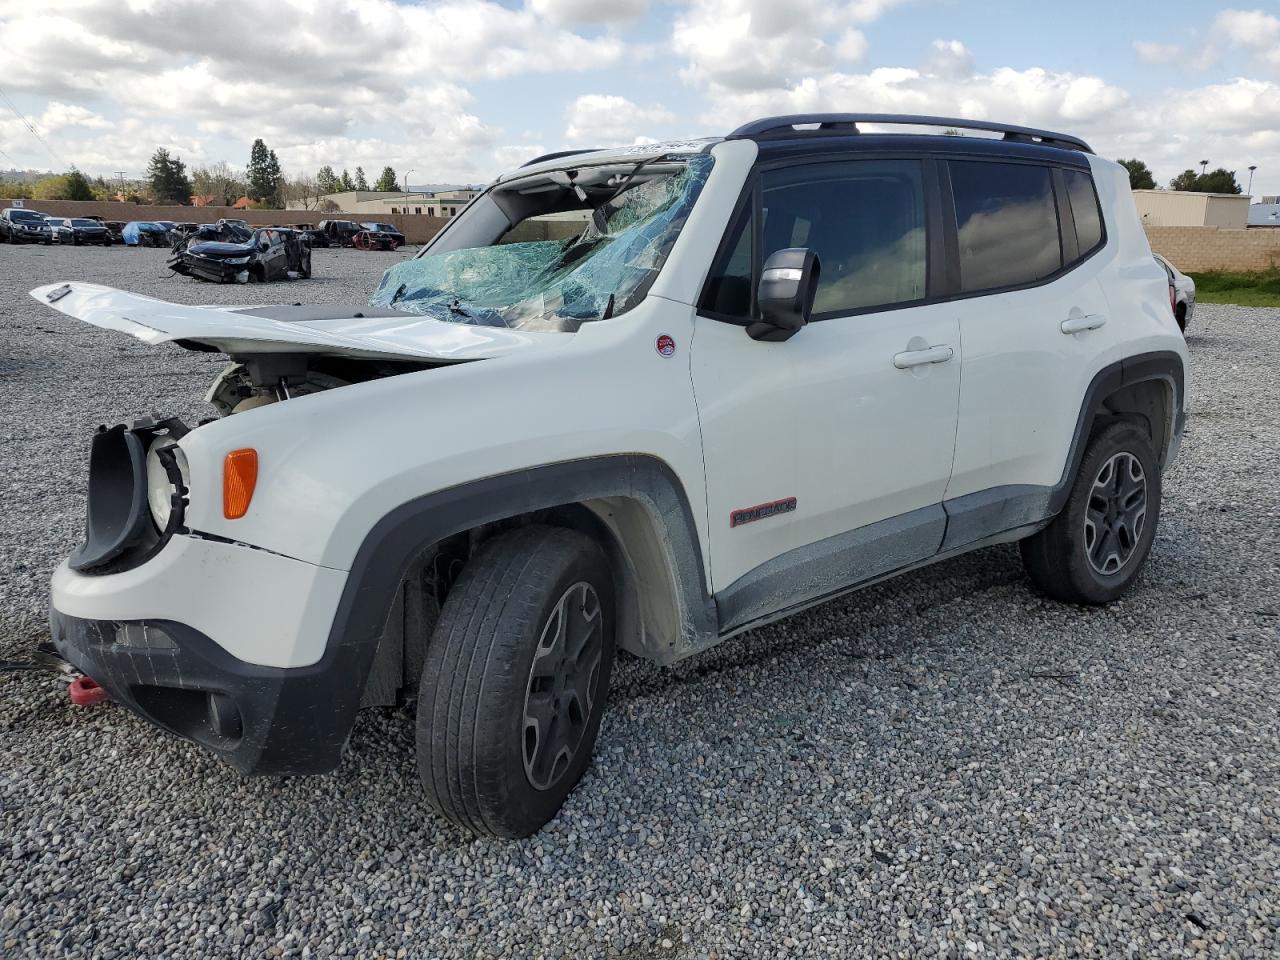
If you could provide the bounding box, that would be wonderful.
[949,160,1062,293]
[1063,168,1103,256]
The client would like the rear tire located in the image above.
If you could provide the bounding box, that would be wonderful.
[1020,421,1161,604]
[416,525,615,838]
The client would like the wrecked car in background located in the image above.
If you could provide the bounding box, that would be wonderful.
[292,224,330,248]
[122,221,171,247]
[361,222,406,248]
[168,225,312,283]
[317,219,361,246]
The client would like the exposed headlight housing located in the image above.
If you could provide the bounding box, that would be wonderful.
[223,256,251,265]
[146,437,190,531]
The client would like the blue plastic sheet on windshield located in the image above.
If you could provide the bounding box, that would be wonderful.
[369,154,713,331]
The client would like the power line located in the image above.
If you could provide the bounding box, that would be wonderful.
[0,85,67,169]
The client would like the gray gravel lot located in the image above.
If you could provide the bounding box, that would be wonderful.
[1,244,1277,959]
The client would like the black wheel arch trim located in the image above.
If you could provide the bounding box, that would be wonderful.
[327,454,717,718]
[1049,349,1184,517]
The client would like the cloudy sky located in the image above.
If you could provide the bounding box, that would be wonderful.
[1,0,1278,195]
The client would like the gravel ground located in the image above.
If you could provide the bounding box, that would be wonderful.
[1,244,1277,959]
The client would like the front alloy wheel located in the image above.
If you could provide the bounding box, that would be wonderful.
[416,525,615,837]
[522,581,605,791]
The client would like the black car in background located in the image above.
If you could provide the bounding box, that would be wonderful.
[1,207,53,244]
[317,219,361,247]
[361,222,406,248]
[50,217,113,245]
[291,224,330,247]
[168,225,311,283]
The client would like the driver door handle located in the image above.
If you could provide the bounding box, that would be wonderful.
[1060,313,1107,334]
[893,344,954,369]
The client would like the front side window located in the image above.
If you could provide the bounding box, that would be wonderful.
[949,160,1061,292]
[702,159,928,320]
[371,154,713,331]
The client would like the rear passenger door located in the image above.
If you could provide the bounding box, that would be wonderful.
[942,159,1115,548]
[692,157,962,626]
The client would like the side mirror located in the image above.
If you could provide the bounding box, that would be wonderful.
[747,248,820,342]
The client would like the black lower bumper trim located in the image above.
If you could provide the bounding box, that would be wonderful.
[49,610,353,776]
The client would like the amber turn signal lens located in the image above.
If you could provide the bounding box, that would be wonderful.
[223,448,258,519]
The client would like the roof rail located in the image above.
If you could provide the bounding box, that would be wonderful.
[726,114,1093,154]
[521,148,606,168]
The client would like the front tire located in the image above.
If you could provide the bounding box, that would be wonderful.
[1020,421,1161,604]
[416,525,616,838]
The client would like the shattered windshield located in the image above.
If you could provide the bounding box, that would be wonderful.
[369,153,713,331]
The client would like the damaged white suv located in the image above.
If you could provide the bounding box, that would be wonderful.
[38,114,1187,838]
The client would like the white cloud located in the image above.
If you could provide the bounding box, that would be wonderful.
[1133,40,1181,65]
[564,94,675,145]
[925,39,974,79]
[1134,8,1280,74]
[0,0,631,178]
[672,0,908,92]
[492,144,547,171]
[529,0,647,24]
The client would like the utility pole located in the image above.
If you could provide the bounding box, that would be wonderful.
[115,171,126,198]
[403,168,414,206]
[1247,165,1257,197]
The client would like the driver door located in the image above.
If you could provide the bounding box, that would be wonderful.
[690,157,961,629]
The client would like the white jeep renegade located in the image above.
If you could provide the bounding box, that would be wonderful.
[36,114,1187,838]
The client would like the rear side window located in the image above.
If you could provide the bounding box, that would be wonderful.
[949,161,1061,292]
[1063,168,1103,256]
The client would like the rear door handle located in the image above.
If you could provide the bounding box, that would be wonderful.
[893,345,954,369]
[1060,314,1106,334]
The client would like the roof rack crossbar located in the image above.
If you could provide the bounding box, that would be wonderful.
[521,148,606,168]
[726,114,1093,154]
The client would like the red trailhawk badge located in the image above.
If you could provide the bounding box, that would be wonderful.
[655,334,676,358]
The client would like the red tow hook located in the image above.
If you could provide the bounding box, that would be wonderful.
[69,675,110,706]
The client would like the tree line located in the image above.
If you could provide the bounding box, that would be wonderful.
[7,136,407,209]
[1117,158,1244,194]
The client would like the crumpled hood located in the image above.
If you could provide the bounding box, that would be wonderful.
[187,241,253,257]
[28,281,568,362]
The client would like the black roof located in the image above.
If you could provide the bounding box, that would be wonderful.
[729,114,1094,168]
[749,131,1093,169]
[729,114,1092,152]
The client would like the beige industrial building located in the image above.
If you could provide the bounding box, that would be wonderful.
[1131,189,1251,229]
[288,189,480,217]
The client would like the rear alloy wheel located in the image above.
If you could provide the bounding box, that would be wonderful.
[1020,421,1161,604]
[1082,451,1147,577]
[416,525,615,838]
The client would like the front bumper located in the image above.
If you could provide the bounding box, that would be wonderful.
[51,610,352,775]
[179,254,247,282]
[50,533,356,775]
